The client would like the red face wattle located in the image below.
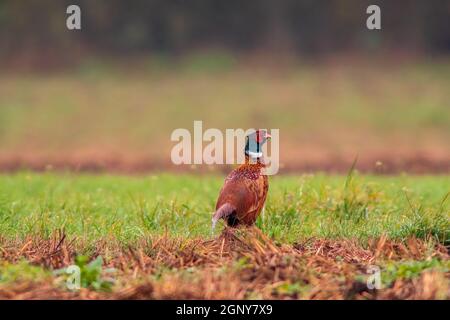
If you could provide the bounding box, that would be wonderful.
[255,130,271,143]
[256,131,262,143]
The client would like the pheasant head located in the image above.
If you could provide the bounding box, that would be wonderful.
[244,129,271,160]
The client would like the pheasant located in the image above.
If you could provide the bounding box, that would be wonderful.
[212,129,271,229]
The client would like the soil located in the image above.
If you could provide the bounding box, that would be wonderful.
[0,229,448,299]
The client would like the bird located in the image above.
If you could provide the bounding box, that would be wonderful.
[212,129,271,229]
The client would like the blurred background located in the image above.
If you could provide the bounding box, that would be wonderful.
[0,0,449,173]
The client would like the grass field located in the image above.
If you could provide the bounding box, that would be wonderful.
[1,58,449,172]
[0,172,448,299]
[0,57,448,299]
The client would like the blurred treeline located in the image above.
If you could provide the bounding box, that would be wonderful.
[0,0,449,68]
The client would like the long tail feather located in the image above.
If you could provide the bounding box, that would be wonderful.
[212,203,235,230]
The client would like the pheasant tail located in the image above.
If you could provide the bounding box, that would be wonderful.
[212,203,235,230]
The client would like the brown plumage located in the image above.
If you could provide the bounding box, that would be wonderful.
[212,130,270,228]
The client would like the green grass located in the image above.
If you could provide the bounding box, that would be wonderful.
[0,60,449,156]
[0,173,448,246]
[381,258,450,286]
[0,260,51,284]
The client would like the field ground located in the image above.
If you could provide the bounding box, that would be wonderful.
[0,57,448,299]
[0,173,448,299]
[0,58,449,173]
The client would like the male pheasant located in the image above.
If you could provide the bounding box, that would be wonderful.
[212,129,271,229]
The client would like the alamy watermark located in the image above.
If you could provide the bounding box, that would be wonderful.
[65,265,81,290]
[366,5,381,30]
[66,5,81,30]
[67,4,381,32]
[170,121,280,175]
[366,265,382,290]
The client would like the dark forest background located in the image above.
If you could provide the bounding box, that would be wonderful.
[0,0,449,68]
